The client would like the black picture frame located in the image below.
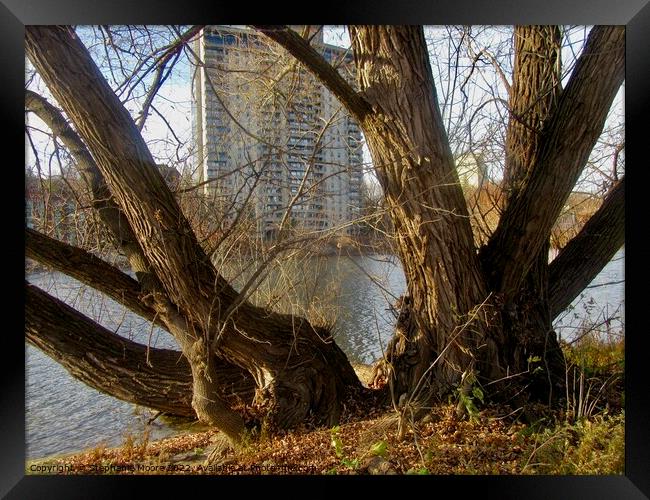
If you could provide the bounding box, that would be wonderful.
[5,0,648,497]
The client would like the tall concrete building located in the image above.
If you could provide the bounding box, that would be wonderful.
[192,26,364,239]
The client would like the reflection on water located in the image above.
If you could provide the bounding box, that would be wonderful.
[26,249,623,459]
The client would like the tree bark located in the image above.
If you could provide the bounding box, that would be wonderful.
[26,282,258,417]
[27,89,243,420]
[348,26,495,404]
[503,26,562,200]
[481,26,566,405]
[25,23,626,432]
[25,89,160,293]
[26,228,160,327]
[25,226,262,413]
[482,26,625,295]
[474,26,624,404]
[26,281,194,416]
[251,24,625,412]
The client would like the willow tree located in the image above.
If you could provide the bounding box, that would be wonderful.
[25,25,624,443]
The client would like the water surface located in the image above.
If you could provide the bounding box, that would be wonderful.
[26,249,623,459]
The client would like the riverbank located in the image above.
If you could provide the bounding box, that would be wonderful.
[24,239,389,275]
[27,338,624,475]
[26,403,624,476]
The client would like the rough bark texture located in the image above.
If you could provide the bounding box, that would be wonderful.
[481,26,566,405]
[25,24,626,432]
[25,282,257,417]
[26,228,159,326]
[503,26,562,200]
[263,24,624,409]
[26,282,195,416]
[478,26,624,404]
[25,227,258,421]
[25,89,160,293]
[26,26,362,439]
[482,26,625,295]
[349,26,495,402]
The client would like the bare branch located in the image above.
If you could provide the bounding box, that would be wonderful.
[26,26,240,323]
[26,281,195,417]
[136,25,204,130]
[26,227,162,328]
[252,25,372,121]
[25,88,162,292]
[548,177,625,319]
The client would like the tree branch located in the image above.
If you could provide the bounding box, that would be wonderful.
[26,27,367,431]
[548,177,625,319]
[26,281,256,415]
[26,281,195,417]
[25,89,160,293]
[252,25,372,121]
[25,227,160,327]
[26,26,240,324]
[503,25,562,202]
[482,25,625,295]
[26,84,253,397]
[26,78,259,429]
[136,25,204,131]
[26,89,105,197]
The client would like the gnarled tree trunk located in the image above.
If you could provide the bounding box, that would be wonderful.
[480,26,566,405]
[348,26,495,407]
[343,25,624,409]
[25,25,362,443]
[25,282,259,417]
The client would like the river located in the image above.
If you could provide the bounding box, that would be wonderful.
[25,248,624,459]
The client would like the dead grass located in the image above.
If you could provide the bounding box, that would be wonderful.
[26,401,623,476]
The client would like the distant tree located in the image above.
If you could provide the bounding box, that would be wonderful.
[25,25,624,444]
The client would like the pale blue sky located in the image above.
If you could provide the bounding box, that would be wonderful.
[26,25,623,193]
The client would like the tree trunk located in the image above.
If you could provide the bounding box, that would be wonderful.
[26,26,363,440]
[479,26,566,405]
[349,27,496,407]
[26,282,259,416]
[347,26,623,409]
[482,26,625,295]
[25,24,626,435]
[478,26,624,405]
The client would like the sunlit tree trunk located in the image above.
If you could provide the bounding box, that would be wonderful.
[343,25,624,408]
[348,26,495,406]
[25,26,362,443]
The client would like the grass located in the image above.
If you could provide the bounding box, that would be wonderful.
[562,333,624,422]
[27,333,624,475]
[521,412,624,474]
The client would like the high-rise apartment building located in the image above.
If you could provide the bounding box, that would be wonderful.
[192,26,364,239]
